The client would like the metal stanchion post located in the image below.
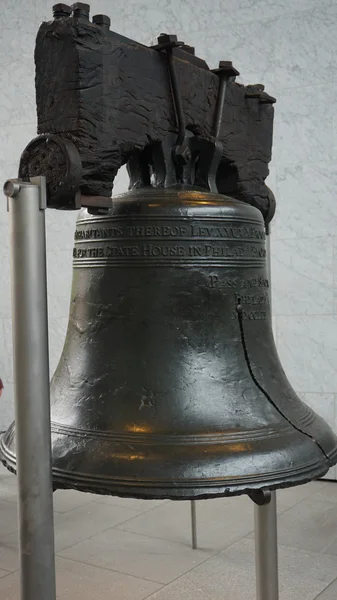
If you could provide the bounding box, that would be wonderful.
[4,177,56,600]
[190,499,197,549]
[253,490,279,600]
[252,224,279,600]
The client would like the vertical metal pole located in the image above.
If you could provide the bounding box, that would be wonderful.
[253,225,279,600]
[4,178,56,600]
[254,492,279,600]
[190,499,197,549]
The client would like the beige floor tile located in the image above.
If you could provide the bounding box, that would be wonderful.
[54,502,143,552]
[315,578,337,599]
[0,535,19,572]
[144,539,337,600]
[0,475,17,488]
[135,568,254,600]
[0,572,19,600]
[0,570,11,579]
[0,464,12,477]
[1,502,141,553]
[55,557,162,599]
[310,481,337,505]
[59,528,213,584]
[0,501,18,537]
[270,497,337,553]
[276,481,329,512]
[0,557,162,600]
[52,489,97,513]
[0,478,17,503]
[117,495,254,552]
[321,534,337,555]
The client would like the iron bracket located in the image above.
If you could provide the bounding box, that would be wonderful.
[249,489,272,506]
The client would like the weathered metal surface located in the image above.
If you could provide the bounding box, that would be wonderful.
[19,3,275,220]
[2,187,336,499]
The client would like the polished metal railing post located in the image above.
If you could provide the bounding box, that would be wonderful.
[253,490,279,600]
[252,224,279,600]
[190,499,198,549]
[4,177,56,600]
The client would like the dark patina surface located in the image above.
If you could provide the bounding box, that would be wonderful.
[19,4,275,220]
[2,187,337,498]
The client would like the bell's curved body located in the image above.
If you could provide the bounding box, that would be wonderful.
[2,187,337,498]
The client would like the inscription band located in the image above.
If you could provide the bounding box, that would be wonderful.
[73,218,266,268]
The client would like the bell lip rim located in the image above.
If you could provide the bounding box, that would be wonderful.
[1,431,336,500]
[0,453,331,500]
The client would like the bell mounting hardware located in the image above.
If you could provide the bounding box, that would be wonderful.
[19,4,275,221]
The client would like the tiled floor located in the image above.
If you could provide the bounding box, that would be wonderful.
[1,465,337,599]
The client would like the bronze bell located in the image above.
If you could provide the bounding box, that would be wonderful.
[2,186,337,499]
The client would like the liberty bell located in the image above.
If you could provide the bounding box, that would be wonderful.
[2,13,337,501]
[2,179,337,498]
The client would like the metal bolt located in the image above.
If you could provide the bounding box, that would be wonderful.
[219,60,234,69]
[174,144,191,167]
[245,84,265,98]
[214,61,240,78]
[157,33,178,45]
[3,180,21,198]
[72,2,90,18]
[53,3,72,18]
[249,489,271,506]
[92,14,111,29]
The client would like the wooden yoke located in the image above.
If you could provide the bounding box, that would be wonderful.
[19,3,276,222]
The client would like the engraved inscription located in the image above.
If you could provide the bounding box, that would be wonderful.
[75,227,124,240]
[74,221,265,242]
[190,224,265,240]
[143,245,185,257]
[73,243,266,260]
[128,225,188,237]
[73,219,267,266]
[209,275,219,288]
[208,275,269,290]
[73,246,140,258]
[242,310,266,320]
[241,277,269,289]
[231,309,267,320]
[235,293,268,305]
[188,244,265,258]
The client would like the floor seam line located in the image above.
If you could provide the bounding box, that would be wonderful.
[54,553,170,585]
